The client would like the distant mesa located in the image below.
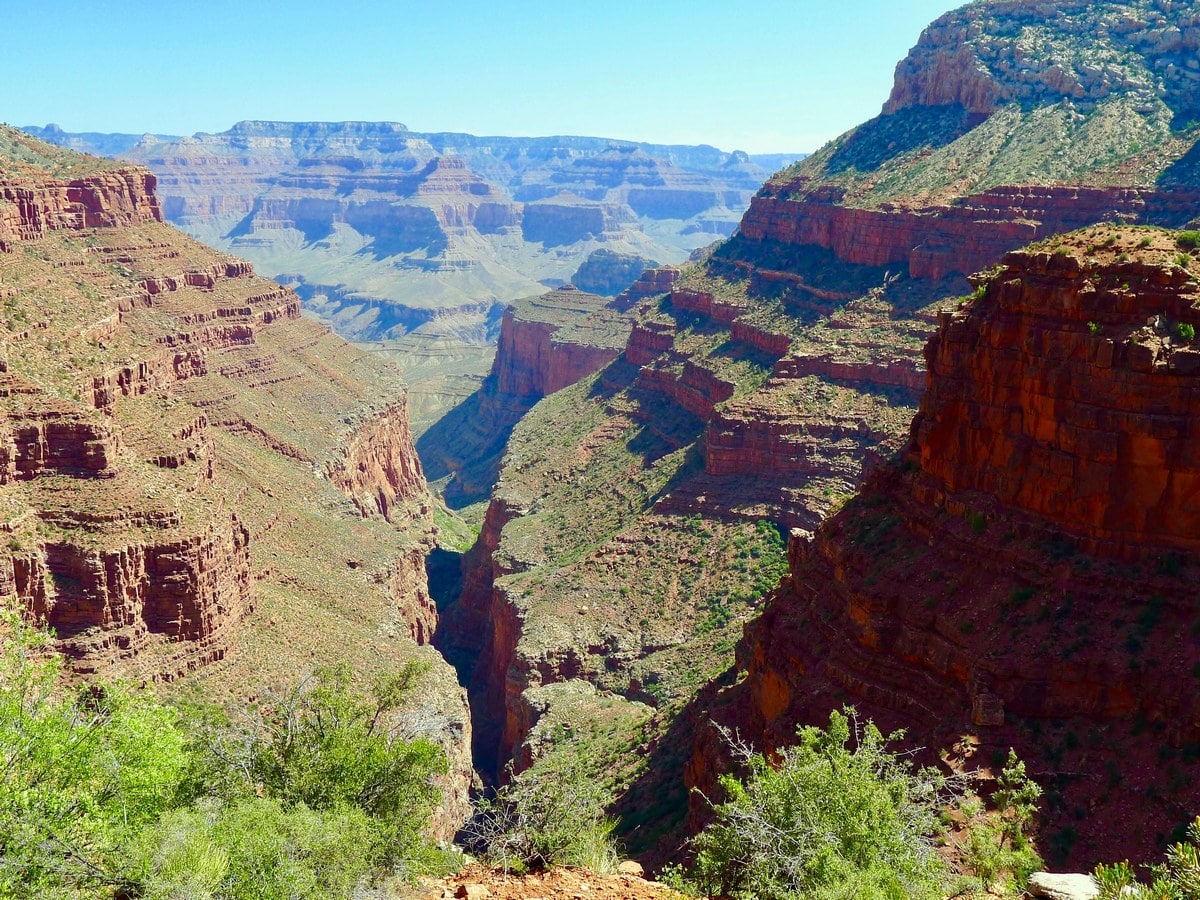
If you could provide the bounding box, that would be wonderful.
[570,249,661,297]
[23,121,803,432]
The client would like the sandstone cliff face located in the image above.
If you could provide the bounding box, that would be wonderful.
[741,184,1200,282]
[697,228,1200,868]
[492,288,628,398]
[419,287,630,507]
[915,239,1200,557]
[0,167,161,248]
[329,402,429,524]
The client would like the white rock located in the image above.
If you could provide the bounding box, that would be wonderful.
[1027,872,1100,900]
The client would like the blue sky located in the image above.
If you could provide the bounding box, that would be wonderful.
[6,0,958,154]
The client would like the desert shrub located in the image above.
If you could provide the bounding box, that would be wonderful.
[0,614,451,898]
[687,708,953,900]
[136,797,381,900]
[1095,816,1200,899]
[466,755,620,874]
[180,662,449,875]
[1178,322,1196,341]
[1177,231,1200,251]
[0,612,189,898]
[957,750,1043,891]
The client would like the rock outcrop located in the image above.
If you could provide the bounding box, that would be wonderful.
[419,286,630,507]
[697,228,1200,868]
[0,167,161,248]
[741,184,1200,283]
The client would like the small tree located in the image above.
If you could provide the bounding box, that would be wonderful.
[958,749,1043,890]
[464,755,620,875]
[688,708,953,900]
[179,662,448,873]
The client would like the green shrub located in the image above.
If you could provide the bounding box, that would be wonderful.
[0,614,452,898]
[958,750,1043,892]
[136,797,381,900]
[181,662,449,873]
[1177,231,1200,251]
[1095,816,1200,898]
[466,756,620,874]
[687,708,952,900]
[1178,322,1196,342]
[0,612,189,897]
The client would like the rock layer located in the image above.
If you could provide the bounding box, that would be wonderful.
[698,228,1200,867]
[418,287,630,507]
[0,125,473,836]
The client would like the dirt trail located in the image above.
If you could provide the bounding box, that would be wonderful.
[415,864,688,900]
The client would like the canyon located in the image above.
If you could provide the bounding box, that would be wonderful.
[0,126,472,833]
[425,0,1200,872]
[695,228,1200,867]
[9,0,1200,881]
[27,122,798,435]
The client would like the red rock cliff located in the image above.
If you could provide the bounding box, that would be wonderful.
[695,227,1200,868]
[419,286,629,506]
[0,168,161,249]
[491,287,628,397]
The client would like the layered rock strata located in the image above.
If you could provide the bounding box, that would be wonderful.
[418,286,630,506]
[450,0,1200,861]
[0,127,471,833]
[696,227,1200,868]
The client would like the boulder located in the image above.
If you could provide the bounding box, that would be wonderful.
[1027,872,1100,900]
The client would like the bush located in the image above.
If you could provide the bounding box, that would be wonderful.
[1095,816,1200,899]
[0,612,189,897]
[136,797,382,900]
[687,708,952,900]
[957,750,1043,892]
[181,662,450,875]
[465,755,620,874]
[0,614,451,897]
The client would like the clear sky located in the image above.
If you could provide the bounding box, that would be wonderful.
[6,0,959,154]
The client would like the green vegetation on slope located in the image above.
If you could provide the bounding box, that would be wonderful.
[664,711,1041,900]
[774,0,1200,205]
[0,124,121,179]
[0,613,451,899]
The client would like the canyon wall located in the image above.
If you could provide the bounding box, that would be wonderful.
[0,168,161,248]
[696,228,1200,867]
[0,126,472,833]
[741,184,1200,282]
[445,0,1200,862]
[418,286,630,507]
